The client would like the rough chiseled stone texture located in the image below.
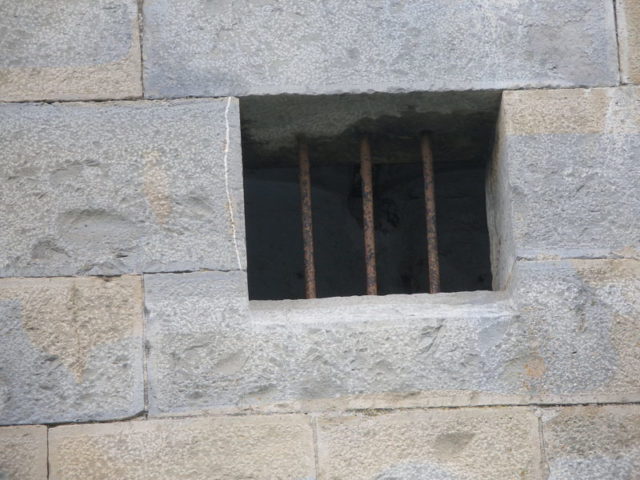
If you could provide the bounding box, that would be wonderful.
[0,0,141,101]
[542,405,640,479]
[618,0,640,84]
[145,257,640,414]
[49,415,316,480]
[489,87,640,287]
[0,426,47,480]
[145,270,524,414]
[510,259,640,403]
[317,408,541,479]
[0,98,244,277]
[0,276,144,425]
[143,0,618,98]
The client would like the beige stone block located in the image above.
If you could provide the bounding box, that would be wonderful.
[0,425,47,480]
[502,86,640,135]
[543,405,640,479]
[0,275,144,424]
[0,276,142,381]
[618,0,640,84]
[49,415,316,480]
[0,0,142,101]
[317,407,542,479]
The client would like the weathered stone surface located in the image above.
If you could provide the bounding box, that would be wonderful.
[542,405,640,479]
[49,415,315,480]
[145,258,640,414]
[144,268,527,414]
[0,0,141,101]
[143,0,618,98]
[0,276,144,425]
[317,408,541,479]
[489,87,640,287]
[510,259,640,402]
[618,0,640,84]
[0,98,245,277]
[0,426,47,480]
[241,90,501,161]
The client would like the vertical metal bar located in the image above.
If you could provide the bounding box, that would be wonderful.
[421,133,441,293]
[298,139,317,299]
[360,135,378,295]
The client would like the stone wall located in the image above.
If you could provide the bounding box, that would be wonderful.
[0,1,639,479]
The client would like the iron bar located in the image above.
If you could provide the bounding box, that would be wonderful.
[421,133,441,293]
[298,139,317,299]
[360,135,378,295]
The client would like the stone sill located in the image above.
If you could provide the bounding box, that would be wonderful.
[249,290,512,325]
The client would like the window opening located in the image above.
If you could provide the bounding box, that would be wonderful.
[241,91,498,300]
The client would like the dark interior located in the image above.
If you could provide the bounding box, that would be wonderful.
[240,91,501,300]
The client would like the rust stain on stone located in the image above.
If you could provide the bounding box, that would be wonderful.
[143,150,173,224]
[572,259,640,392]
[524,356,546,379]
[0,276,143,383]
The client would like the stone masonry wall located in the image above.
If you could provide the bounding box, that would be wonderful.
[0,1,639,479]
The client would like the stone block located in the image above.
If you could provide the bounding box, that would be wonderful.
[146,270,529,414]
[316,408,541,480]
[618,0,640,84]
[0,0,141,101]
[49,415,316,480]
[145,258,640,414]
[143,0,618,98]
[510,259,640,403]
[0,98,244,277]
[489,87,640,286]
[0,275,144,424]
[0,426,47,480]
[542,405,640,479]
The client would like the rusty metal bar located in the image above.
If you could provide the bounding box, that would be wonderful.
[360,135,378,295]
[298,139,317,299]
[421,133,441,293]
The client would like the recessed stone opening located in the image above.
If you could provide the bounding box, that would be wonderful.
[241,91,501,300]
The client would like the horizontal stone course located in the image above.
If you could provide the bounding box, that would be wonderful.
[317,407,541,480]
[144,258,640,415]
[144,269,521,414]
[143,0,618,98]
[0,275,144,425]
[542,405,640,479]
[49,415,316,480]
[0,98,244,278]
[0,425,47,480]
[0,0,141,101]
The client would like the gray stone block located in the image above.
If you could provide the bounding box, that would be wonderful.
[145,270,527,414]
[145,273,521,414]
[49,415,316,480]
[317,408,541,480]
[143,0,618,98]
[489,87,640,287]
[542,405,640,480]
[510,259,640,402]
[0,98,245,277]
[0,0,141,101]
[0,276,144,425]
[0,426,47,480]
[145,258,640,414]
